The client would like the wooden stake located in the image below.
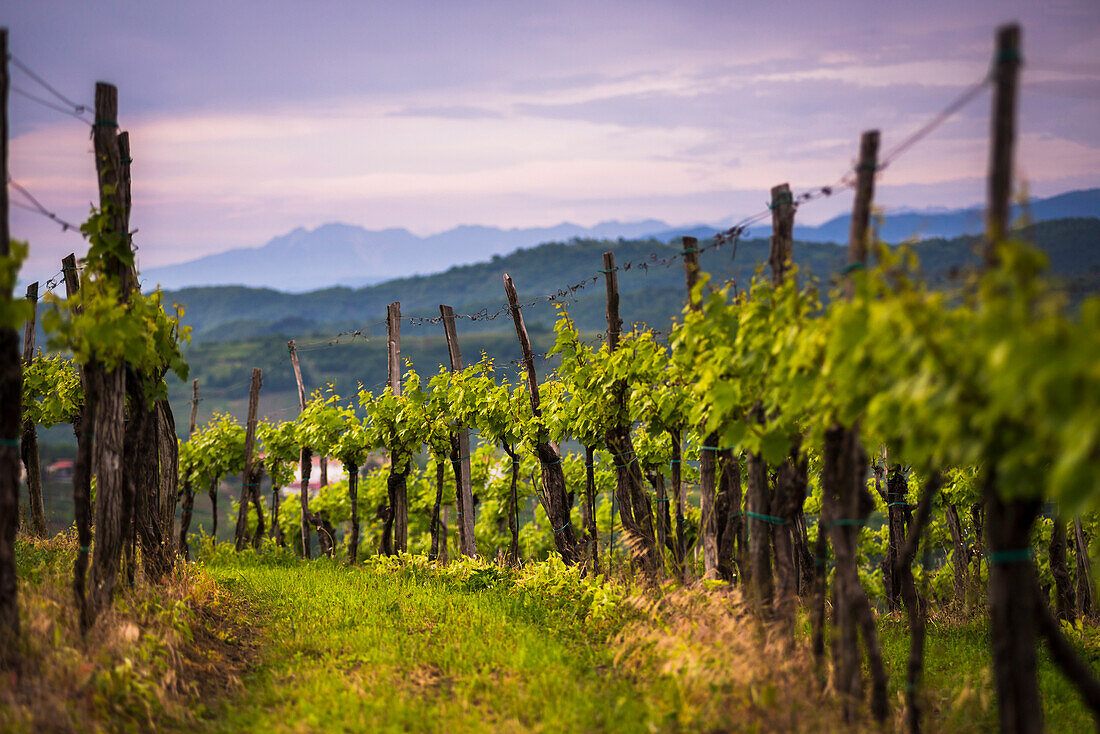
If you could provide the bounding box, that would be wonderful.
[440,304,476,558]
[288,340,307,411]
[503,275,542,415]
[385,302,407,551]
[178,380,199,560]
[602,252,660,580]
[1075,518,1095,619]
[63,251,94,627]
[681,236,701,310]
[679,236,721,578]
[234,368,263,550]
[188,379,199,438]
[117,132,134,291]
[821,134,895,720]
[846,131,880,297]
[0,26,22,666]
[288,340,311,559]
[20,282,36,366]
[986,23,1021,263]
[602,252,622,350]
[386,302,402,396]
[503,273,580,564]
[19,282,45,537]
[87,81,129,619]
[768,183,795,286]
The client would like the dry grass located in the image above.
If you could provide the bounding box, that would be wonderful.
[0,532,257,733]
[611,585,849,732]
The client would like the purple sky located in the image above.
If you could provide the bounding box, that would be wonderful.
[6,0,1100,278]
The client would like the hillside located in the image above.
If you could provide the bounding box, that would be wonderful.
[166,217,1100,344]
[161,217,1100,432]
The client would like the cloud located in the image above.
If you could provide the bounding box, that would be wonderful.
[388,105,505,119]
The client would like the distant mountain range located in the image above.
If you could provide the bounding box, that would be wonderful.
[163,217,1100,346]
[141,219,671,293]
[142,188,1100,293]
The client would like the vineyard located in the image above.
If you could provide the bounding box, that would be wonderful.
[3,21,1100,734]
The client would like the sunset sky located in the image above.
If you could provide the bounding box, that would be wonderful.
[6,0,1100,279]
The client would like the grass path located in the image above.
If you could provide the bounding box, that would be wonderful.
[186,552,1100,733]
[194,556,660,733]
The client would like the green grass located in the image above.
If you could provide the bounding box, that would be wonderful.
[878,616,1100,732]
[191,552,664,733]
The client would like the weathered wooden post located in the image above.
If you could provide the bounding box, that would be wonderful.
[503,274,580,563]
[985,24,1020,262]
[601,251,660,579]
[0,26,23,668]
[979,24,1049,734]
[235,368,264,550]
[767,183,794,286]
[680,236,720,580]
[114,130,172,581]
[385,302,408,553]
[87,81,130,618]
[189,379,199,437]
[288,340,312,558]
[823,133,889,724]
[178,379,199,559]
[440,304,476,557]
[61,252,94,626]
[20,282,46,537]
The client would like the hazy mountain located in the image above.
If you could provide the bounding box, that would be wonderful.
[142,189,1100,293]
[142,219,673,292]
[794,188,1100,243]
[644,189,1100,245]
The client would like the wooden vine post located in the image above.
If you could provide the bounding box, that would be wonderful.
[189,381,199,442]
[671,237,700,582]
[1075,518,1095,619]
[746,182,798,613]
[234,368,264,550]
[980,24,1047,734]
[386,301,409,553]
[977,27,1100,734]
[601,251,660,579]
[440,304,476,557]
[178,379,199,559]
[87,81,130,619]
[0,26,21,669]
[503,274,580,563]
[154,392,179,555]
[20,282,46,537]
[115,130,173,582]
[61,252,94,625]
[681,236,721,580]
[823,135,889,724]
[288,340,312,558]
[770,180,814,616]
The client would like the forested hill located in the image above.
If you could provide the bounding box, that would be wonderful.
[165,217,1100,344]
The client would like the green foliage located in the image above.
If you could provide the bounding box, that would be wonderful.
[22,352,83,426]
[256,419,298,488]
[180,413,246,489]
[359,369,430,472]
[0,239,32,329]
[41,206,191,403]
[43,278,191,397]
[79,202,135,273]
